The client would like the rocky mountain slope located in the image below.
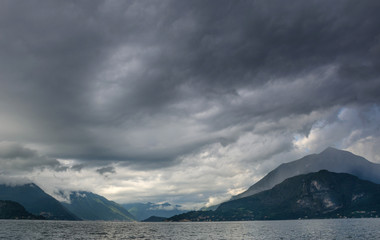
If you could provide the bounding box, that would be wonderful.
[61,191,136,221]
[233,147,380,200]
[169,170,380,221]
[0,183,78,220]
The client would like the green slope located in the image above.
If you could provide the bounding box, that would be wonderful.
[0,200,42,219]
[0,183,78,220]
[62,191,136,221]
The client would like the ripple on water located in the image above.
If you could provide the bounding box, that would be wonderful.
[0,218,379,240]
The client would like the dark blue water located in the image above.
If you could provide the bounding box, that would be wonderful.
[0,218,379,239]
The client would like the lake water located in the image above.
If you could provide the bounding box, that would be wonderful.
[0,218,379,239]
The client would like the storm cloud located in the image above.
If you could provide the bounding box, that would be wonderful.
[0,0,379,206]
[0,142,60,172]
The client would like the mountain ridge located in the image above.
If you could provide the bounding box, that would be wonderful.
[122,202,187,221]
[0,200,42,219]
[0,183,79,220]
[233,147,380,200]
[168,170,380,221]
[61,191,136,221]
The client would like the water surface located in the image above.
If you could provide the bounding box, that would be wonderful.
[0,218,379,239]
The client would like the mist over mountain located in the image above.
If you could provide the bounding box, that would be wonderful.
[0,183,78,220]
[169,170,380,221]
[122,202,187,221]
[61,191,136,221]
[233,148,380,200]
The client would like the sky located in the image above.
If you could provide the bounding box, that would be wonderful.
[0,0,379,209]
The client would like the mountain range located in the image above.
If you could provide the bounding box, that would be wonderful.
[61,191,136,221]
[168,147,380,221]
[233,147,380,200]
[0,184,137,221]
[1,147,379,222]
[122,202,187,221]
[168,170,380,221]
[0,183,78,220]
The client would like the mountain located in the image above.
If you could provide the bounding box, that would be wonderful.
[168,170,380,221]
[142,216,167,222]
[0,183,78,220]
[0,200,42,219]
[122,202,187,221]
[200,204,219,211]
[233,147,380,200]
[61,191,136,221]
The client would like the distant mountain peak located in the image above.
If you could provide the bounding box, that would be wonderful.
[232,148,380,200]
[122,202,187,221]
[169,170,380,221]
[321,146,339,153]
[319,147,354,156]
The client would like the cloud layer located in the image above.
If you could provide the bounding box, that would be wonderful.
[0,0,379,207]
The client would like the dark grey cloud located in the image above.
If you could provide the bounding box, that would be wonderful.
[0,142,37,159]
[96,166,116,175]
[0,0,379,170]
[0,142,60,172]
[71,164,85,172]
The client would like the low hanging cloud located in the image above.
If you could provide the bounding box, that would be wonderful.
[294,106,380,162]
[0,175,32,187]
